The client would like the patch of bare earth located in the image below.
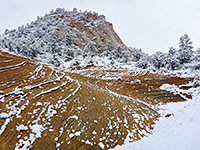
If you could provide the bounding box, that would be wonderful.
[0,51,192,149]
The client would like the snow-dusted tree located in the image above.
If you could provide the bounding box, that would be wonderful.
[101,49,112,60]
[51,55,60,67]
[4,29,10,35]
[63,35,72,46]
[166,47,180,70]
[120,50,130,63]
[136,57,149,69]
[150,51,167,69]
[70,59,80,67]
[107,41,114,51]
[194,48,200,62]
[192,48,200,70]
[73,8,78,13]
[83,41,97,58]
[113,46,123,59]
[64,49,75,61]
[178,34,193,64]
[112,46,130,63]
[130,47,145,62]
[46,36,60,54]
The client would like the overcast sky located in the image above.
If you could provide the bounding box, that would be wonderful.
[0,0,200,54]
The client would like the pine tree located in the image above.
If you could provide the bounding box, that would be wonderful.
[178,34,193,64]
[83,41,97,58]
[130,48,145,62]
[150,51,166,69]
[194,48,200,61]
[166,47,180,70]
[136,57,149,69]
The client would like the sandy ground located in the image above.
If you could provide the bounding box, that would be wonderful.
[0,50,196,150]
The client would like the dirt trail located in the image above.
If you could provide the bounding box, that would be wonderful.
[0,51,192,150]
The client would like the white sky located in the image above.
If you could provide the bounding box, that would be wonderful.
[0,0,200,54]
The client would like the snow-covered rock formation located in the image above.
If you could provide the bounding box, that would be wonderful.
[0,8,131,68]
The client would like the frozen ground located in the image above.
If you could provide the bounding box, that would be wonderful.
[114,83,200,150]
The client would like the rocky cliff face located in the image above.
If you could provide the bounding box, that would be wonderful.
[0,8,131,68]
[52,8,125,52]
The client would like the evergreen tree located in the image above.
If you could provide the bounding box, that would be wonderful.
[136,57,149,69]
[130,48,145,62]
[194,48,200,62]
[166,47,180,70]
[83,41,97,58]
[178,34,193,64]
[192,48,200,70]
[150,51,166,69]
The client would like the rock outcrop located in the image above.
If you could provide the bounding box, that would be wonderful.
[0,8,131,68]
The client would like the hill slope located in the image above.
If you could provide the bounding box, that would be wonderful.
[0,8,131,68]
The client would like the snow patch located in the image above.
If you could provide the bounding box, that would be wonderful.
[36,102,42,106]
[98,142,105,149]
[29,123,44,138]
[0,112,9,119]
[92,130,97,135]
[16,125,28,131]
[69,131,81,138]
[69,115,78,120]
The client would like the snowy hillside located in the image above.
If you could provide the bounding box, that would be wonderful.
[0,8,131,68]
